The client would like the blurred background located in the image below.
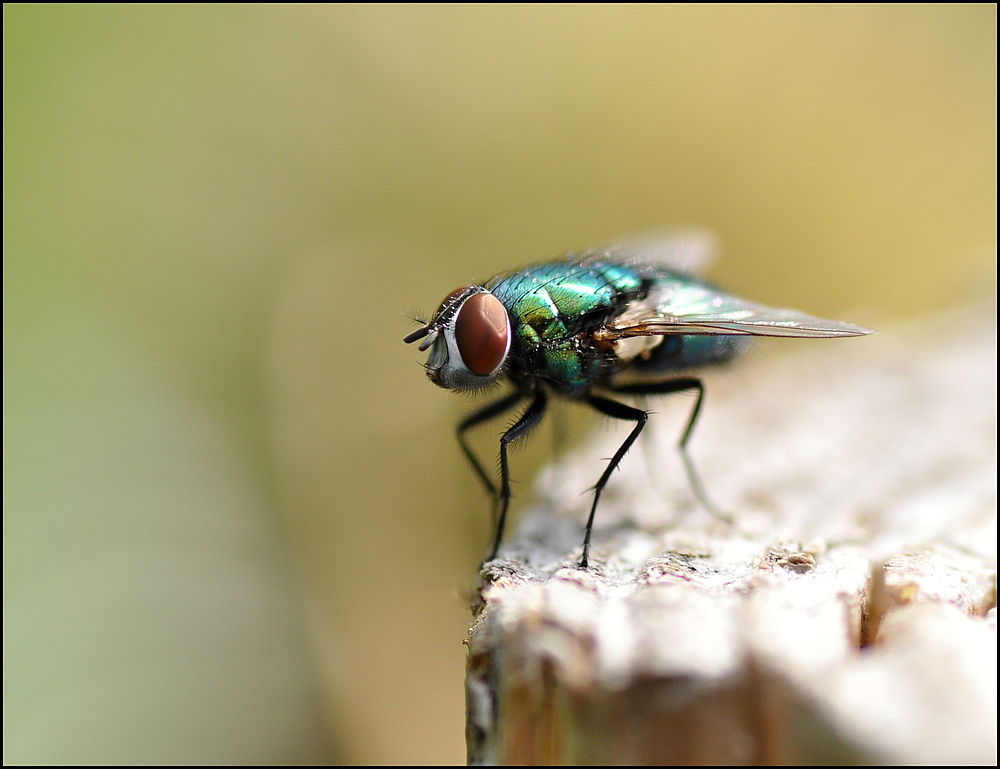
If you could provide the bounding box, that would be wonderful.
[4,5,995,764]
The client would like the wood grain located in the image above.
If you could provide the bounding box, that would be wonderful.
[466,304,996,765]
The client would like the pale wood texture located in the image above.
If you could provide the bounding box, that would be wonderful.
[466,304,996,765]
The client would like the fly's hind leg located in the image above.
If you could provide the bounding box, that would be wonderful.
[610,378,731,524]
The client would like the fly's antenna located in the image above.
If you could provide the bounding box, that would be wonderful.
[403,326,430,344]
[403,323,440,351]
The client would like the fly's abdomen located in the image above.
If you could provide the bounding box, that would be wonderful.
[632,333,751,375]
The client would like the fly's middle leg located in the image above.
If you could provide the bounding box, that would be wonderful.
[610,377,730,523]
[579,394,649,569]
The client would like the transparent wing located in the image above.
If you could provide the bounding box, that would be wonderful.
[602,278,875,339]
[584,227,720,276]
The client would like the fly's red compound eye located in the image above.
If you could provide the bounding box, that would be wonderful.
[455,293,509,375]
[437,285,475,313]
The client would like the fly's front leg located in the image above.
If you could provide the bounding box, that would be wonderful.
[457,390,524,527]
[487,388,548,563]
[580,395,649,569]
[611,377,730,523]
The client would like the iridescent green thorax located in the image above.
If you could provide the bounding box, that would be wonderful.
[488,259,645,393]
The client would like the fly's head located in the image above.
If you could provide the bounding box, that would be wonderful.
[403,286,511,391]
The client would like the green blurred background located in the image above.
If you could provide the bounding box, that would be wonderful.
[4,5,995,764]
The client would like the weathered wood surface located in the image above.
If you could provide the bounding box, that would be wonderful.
[466,304,997,765]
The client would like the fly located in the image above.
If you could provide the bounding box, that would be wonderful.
[404,239,874,568]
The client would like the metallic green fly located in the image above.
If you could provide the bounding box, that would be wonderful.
[404,238,873,568]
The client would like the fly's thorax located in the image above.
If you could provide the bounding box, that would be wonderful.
[423,286,512,391]
[504,316,624,393]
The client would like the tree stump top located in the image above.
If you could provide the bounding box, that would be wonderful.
[467,304,996,765]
